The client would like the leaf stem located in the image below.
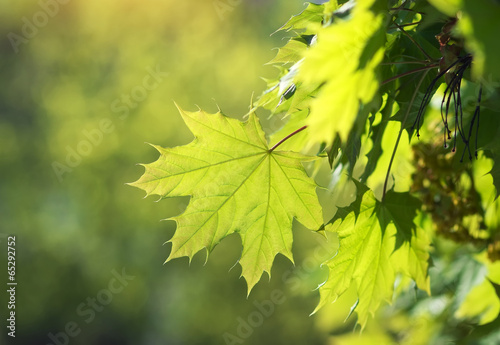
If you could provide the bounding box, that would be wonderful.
[389,5,425,15]
[393,21,434,62]
[389,21,423,29]
[268,126,307,152]
[381,63,438,86]
[381,60,430,65]
[382,69,430,202]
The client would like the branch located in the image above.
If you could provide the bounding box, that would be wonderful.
[393,21,434,62]
[382,69,430,202]
[381,64,439,86]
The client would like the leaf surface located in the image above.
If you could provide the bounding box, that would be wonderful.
[130,107,323,292]
[317,182,430,327]
[299,2,386,145]
[277,2,324,33]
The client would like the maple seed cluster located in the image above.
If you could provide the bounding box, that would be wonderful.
[411,141,500,261]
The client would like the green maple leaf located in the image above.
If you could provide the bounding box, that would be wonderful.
[268,37,309,65]
[130,107,323,292]
[380,191,431,293]
[298,1,386,145]
[316,182,430,327]
[277,2,324,34]
[488,161,500,199]
[316,183,395,327]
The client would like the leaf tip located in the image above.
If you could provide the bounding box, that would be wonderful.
[309,306,320,317]
[242,271,267,298]
[310,294,332,316]
[244,279,256,298]
[202,249,210,266]
[126,179,152,199]
[125,181,137,188]
[173,101,184,114]
[144,142,164,154]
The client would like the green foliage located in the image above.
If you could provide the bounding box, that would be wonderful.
[299,0,386,145]
[130,107,323,292]
[133,0,500,339]
[278,2,324,34]
[5,1,331,343]
[316,183,430,327]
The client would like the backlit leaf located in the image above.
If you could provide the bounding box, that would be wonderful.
[316,181,429,327]
[299,2,386,145]
[130,107,323,292]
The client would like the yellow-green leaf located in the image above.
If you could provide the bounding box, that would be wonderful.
[130,107,323,292]
[299,2,386,145]
[317,182,430,327]
[317,184,395,328]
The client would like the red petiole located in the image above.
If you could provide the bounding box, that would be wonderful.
[268,126,307,152]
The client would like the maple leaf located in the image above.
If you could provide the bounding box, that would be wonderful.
[130,107,323,292]
[268,37,309,66]
[298,1,386,145]
[380,191,431,294]
[316,181,430,327]
[489,162,500,199]
[277,2,324,34]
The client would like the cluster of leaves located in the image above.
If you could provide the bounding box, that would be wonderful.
[132,0,500,338]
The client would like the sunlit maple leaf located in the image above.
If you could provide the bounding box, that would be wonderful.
[130,107,323,292]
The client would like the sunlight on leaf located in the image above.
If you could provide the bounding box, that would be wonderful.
[299,2,386,146]
[130,107,323,292]
[316,181,429,327]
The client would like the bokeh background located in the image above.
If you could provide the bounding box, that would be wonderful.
[0,1,352,344]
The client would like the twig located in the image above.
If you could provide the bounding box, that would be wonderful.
[389,21,423,29]
[382,69,430,202]
[393,21,434,61]
[381,60,430,65]
[381,63,439,86]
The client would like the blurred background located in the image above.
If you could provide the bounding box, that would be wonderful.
[0,1,350,344]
